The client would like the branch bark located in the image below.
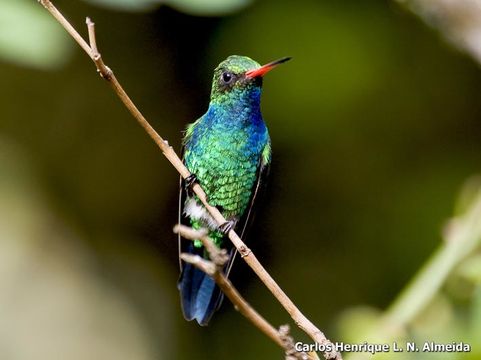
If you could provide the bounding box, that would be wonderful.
[174,225,314,360]
[36,2,342,359]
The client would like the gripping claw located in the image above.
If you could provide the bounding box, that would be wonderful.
[218,220,236,235]
[185,174,198,197]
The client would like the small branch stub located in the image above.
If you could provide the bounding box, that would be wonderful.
[279,325,310,360]
[85,17,112,79]
[177,226,311,359]
[86,17,98,54]
[174,224,229,267]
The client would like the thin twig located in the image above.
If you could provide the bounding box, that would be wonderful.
[86,18,98,54]
[279,325,312,360]
[85,17,112,79]
[36,2,341,359]
[175,225,312,360]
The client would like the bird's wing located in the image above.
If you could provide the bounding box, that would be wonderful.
[179,137,271,277]
[178,173,186,271]
[178,119,199,271]
[225,142,271,277]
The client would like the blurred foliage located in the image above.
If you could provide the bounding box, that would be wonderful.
[82,0,252,15]
[0,140,175,359]
[338,180,481,359]
[1,0,481,359]
[81,0,162,12]
[0,0,72,69]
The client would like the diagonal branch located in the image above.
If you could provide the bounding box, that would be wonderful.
[345,184,481,360]
[36,2,341,359]
[174,225,314,360]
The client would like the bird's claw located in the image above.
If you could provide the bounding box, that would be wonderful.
[218,220,235,235]
[185,174,198,197]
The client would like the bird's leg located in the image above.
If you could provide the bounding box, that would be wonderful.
[184,174,198,197]
[218,220,236,235]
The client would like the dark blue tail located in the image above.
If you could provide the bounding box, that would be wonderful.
[178,243,224,326]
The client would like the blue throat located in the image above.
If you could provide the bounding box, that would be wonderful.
[210,86,262,123]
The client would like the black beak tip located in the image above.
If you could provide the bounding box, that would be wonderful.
[276,56,292,65]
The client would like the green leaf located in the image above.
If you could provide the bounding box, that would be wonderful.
[0,0,72,69]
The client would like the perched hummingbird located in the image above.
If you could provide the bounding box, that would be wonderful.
[178,55,290,326]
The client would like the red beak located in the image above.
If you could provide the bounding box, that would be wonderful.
[245,57,291,78]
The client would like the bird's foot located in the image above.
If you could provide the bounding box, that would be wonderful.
[184,174,198,197]
[218,220,236,235]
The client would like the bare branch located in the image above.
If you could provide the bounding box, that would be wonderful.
[85,17,98,54]
[85,17,112,79]
[36,2,341,359]
[174,225,229,267]
[38,0,92,56]
[279,325,313,360]
[176,227,314,360]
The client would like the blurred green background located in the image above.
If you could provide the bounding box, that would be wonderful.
[1,0,481,359]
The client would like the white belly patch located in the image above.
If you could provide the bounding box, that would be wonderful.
[184,197,218,230]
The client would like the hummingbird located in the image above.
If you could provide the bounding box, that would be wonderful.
[178,55,290,326]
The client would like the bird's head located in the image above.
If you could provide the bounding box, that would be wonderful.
[209,55,290,106]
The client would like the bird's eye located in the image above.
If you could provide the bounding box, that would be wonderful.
[221,72,234,84]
